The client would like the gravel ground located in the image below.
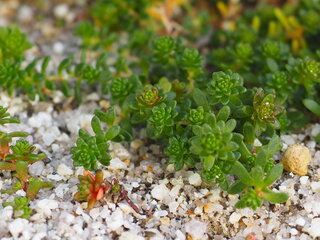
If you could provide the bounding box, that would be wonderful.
[1,1,320,240]
[1,92,320,240]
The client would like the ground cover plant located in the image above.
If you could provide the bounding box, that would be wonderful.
[1,0,320,219]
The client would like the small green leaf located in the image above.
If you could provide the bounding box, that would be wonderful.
[265,135,282,157]
[225,119,237,132]
[91,116,102,134]
[192,88,209,110]
[255,149,267,168]
[101,107,116,127]
[303,98,320,116]
[60,80,72,97]
[228,181,247,194]
[263,163,283,186]
[74,80,82,103]
[158,77,172,92]
[223,142,238,151]
[203,155,215,170]
[232,133,251,160]
[41,56,51,74]
[105,126,120,140]
[243,121,255,144]
[261,188,288,203]
[231,161,253,185]
[217,106,230,122]
[266,58,279,72]
[250,166,264,188]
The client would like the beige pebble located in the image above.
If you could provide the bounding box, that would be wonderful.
[281,144,311,176]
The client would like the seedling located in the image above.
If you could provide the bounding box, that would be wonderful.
[74,170,141,214]
[0,106,53,200]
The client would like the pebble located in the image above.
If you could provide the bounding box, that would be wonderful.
[154,210,168,217]
[119,231,144,240]
[185,220,207,239]
[109,157,127,170]
[168,201,179,213]
[57,164,73,177]
[311,182,320,193]
[40,126,61,146]
[36,199,59,217]
[17,5,33,22]
[295,217,306,226]
[166,164,175,173]
[290,228,298,235]
[16,190,26,196]
[151,184,170,201]
[54,4,69,19]
[131,139,143,149]
[54,184,70,199]
[8,218,29,238]
[281,144,311,176]
[281,135,296,145]
[89,208,100,219]
[28,112,52,128]
[229,212,242,224]
[1,206,13,221]
[188,172,202,187]
[53,42,65,55]
[29,161,45,176]
[300,176,309,185]
[47,174,63,181]
[310,124,320,136]
[112,143,131,160]
[309,218,320,238]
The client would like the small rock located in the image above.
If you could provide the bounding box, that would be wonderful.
[47,174,63,181]
[57,164,73,177]
[300,176,309,185]
[36,199,59,217]
[295,217,305,226]
[309,218,320,238]
[119,231,144,240]
[29,161,45,176]
[54,184,70,198]
[108,157,127,170]
[281,135,296,146]
[112,143,131,160]
[151,184,170,201]
[1,206,13,220]
[168,201,179,213]
[53,42,64,54]
[188,172,202,187]
[311,182,320,193]
[89,208,100,219]
[8,218,28,238]
[281,144,311,176]
[290,228,298,235]
[166,164,175,173]
[28,112,52,128]
[85,93,100,101]
[131,139,143,149]
[154,210,168,217]
[16,190,26,196]
[185,219,207,239]
[17,5,33,22]
[54,4,69,19]
[229,212,242,224]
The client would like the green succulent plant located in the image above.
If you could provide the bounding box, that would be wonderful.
[6,0,320,212]
[3,197,32,219]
